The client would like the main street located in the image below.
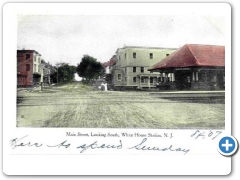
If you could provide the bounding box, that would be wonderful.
[17,83,225,129]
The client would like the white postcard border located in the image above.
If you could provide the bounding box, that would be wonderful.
[3,3,231,175]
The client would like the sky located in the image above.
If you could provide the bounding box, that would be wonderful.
[17,15,225,66]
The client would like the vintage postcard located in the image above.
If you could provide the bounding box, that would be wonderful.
[3,3,233,175]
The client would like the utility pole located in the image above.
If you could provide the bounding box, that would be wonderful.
[40,64,44,91]
[48,68,51,87]
[56,62,61,85]
[57,66,58,84]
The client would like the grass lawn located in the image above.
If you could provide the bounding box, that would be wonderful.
[17,83,225,129]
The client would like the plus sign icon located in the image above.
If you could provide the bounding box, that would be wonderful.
[218,136,238,156]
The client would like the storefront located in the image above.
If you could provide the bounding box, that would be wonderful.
[149,44,225,91]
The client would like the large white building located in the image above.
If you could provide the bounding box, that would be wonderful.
[110,46,177,90]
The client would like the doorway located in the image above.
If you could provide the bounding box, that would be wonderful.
[175,71,192,90]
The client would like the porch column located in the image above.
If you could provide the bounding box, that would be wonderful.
[40,66,43,91]
[40,68,43,83]
[160,73,162,82]
[172,72,175,82]
[162,73,165,82]
[148,76,150,89]
[165,73,168,82]
[139,76,141,89]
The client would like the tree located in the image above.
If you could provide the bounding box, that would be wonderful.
[41,59,46,64]
[76,55,104,81]
[51,63,76,84]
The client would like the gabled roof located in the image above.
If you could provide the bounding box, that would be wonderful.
[109,59,116,66]
[103,61,109,67]
[103,59,116,67]
[149,44,225,70]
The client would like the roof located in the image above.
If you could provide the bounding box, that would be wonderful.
[149,44,225,70]
[17,50,41,55]
[103,59,116,67]
[122,46,178,50]
[115,46,178,54]
[109,59,116,66]
[103,61,109,67]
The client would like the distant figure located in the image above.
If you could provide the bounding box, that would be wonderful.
[100,82,108,91]
[100,82,105,91]
[104,82,108,91]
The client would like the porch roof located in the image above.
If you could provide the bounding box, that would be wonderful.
[137,73,159,77]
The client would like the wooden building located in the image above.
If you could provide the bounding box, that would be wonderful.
[149,44,225,90]
[110,46,177,90]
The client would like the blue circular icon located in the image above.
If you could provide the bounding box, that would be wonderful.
[218,136,238,156]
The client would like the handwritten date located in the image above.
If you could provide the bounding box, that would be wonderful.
[191,130,222,140]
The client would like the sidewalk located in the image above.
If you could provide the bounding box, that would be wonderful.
[151,90,225,94]
[150,91,225,99]
[17,86,40,92]
[17,85,52,92]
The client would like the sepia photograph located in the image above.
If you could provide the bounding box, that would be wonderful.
[16,14,225,129]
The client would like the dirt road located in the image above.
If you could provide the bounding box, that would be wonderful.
[17,83,225,129]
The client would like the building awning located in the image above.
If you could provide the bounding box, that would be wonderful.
[149,44,225,71]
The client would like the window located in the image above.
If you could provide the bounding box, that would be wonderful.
[117,74,121,81]
[26,64,30,71]
[169,73,172,82]
[192,72,195,81]
[192,71,199,82]
[150,77,154,83]
[196,72,199,81]
[141,78,144,83]
[133,77,137,83]
[26,54,30,60]
[133,67,136,73]
[150,53,153,59]
[144,78,148,83]
[119,55,121,61]
[165,73,170,82]
[133,52,136,59]
[141,67,144,73]
[33,64,36,72]
[125,77,127,82]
